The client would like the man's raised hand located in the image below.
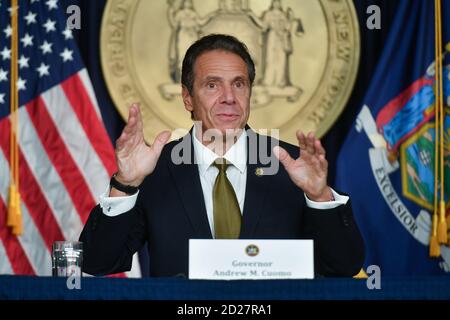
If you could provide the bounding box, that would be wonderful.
[273,131,333,202]
[114,103,171,189]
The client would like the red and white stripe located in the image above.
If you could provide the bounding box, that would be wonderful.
[0,70,141,278]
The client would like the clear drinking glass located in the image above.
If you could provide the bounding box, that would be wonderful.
[52,241,83,277]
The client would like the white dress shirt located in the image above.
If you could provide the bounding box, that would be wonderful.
[99,128,349,236]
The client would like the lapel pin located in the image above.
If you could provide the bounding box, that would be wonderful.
[255,168,264,176]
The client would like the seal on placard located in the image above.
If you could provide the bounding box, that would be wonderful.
[245,244,259,257]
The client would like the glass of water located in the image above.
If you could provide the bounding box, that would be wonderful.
[52,241,83,277]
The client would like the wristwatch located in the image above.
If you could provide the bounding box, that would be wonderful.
[110,173,139,195]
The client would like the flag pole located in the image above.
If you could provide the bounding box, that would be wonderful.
[436,0,448,245]
[7,0,22,236]
[430,0,442,257]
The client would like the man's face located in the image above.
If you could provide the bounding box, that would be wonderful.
[182,50,251,135]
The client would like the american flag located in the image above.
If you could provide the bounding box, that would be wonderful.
[0,0,140,277]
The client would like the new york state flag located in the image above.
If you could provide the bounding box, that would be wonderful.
[337,0,450,275]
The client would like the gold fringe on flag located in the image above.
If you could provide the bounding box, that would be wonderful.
[6,0,22,236]
[353,269,368,279]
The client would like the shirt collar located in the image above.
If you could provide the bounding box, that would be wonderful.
[193,125,247,176]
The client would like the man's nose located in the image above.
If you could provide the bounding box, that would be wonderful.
[220,85,236,104]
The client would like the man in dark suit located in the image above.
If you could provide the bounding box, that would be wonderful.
[80,34,364,277]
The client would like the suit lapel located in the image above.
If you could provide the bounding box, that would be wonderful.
[167,133,213,239]
[240,129,271,238]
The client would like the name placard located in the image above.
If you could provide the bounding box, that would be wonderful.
[189,239,314,280]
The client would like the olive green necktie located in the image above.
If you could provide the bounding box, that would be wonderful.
[213,159,241,239]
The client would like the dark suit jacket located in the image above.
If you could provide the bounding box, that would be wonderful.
[80,129,364,277]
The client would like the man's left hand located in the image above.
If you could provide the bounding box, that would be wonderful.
[274,131,333,202]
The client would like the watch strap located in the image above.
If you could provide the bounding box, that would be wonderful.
[110,173,139,195]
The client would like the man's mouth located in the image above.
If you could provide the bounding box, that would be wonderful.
[216,113,239,121]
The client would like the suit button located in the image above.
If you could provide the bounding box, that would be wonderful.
[92,217,98,230]
[341,214,350,227]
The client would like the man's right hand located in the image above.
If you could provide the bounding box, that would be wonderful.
[111,103,171,196]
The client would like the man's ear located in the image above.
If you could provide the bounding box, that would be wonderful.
[182,86,193,112]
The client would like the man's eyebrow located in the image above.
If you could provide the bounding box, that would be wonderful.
[201,75,249,83]
[203,76,222,82]
[233,76,248,82]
